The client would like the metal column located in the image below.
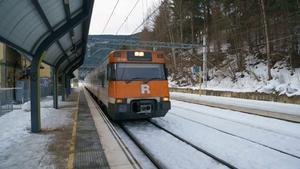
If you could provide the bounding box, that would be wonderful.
[66,76,71,96]
[30,52,45,133]
[68,77,72,95]
[52,67,58,109]
[61,74,66,101]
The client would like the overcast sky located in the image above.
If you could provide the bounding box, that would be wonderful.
[89,0,161,35]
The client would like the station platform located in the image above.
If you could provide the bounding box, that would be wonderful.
[69,88,140,169]
[171,92,300,123]
[0,90,79,169]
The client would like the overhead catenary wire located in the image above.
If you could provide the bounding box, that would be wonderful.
[142,0,144,21]
[102,0,120,34]
[116,0,140,35]
[131,0,166,35]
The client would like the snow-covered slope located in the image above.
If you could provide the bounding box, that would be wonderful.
[169,55,300,96]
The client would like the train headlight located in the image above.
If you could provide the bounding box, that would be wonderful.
[116,98,127,104]
[134,51,144,57]
[162,97,169,101]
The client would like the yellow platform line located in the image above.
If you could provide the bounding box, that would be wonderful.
[67,92,80,169]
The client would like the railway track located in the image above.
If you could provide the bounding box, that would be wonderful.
[120,110,300,169]
[86,89,300,169]
[116,122,162,169]
[118,120,237,169]
[172,104,300,140]
[167,110,300,159]
[87,89,233,169]
[151,119,236,169]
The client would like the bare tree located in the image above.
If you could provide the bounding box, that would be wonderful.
[260,0,272,80]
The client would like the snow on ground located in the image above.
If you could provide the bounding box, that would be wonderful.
[169,55,300,96]
[170,99,300,138]
[114,125,158,169]
[171,92,300,116]
[0,96,76,169]
[169,103,300,157]
[151,105,300,169]
[123,121,228,169]
[21,96,76,111]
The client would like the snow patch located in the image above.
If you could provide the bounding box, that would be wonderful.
[22,96,75,111]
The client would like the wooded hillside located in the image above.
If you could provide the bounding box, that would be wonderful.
[139,0,300,82]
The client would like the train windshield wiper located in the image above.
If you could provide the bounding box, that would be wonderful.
[144,77,161,84]
[125,77,145,84]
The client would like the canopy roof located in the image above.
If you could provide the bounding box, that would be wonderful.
[0,0,94,73]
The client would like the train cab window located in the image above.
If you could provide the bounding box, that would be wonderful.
[116,63,166,81]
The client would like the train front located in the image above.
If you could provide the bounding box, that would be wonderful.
[107,50,171,120]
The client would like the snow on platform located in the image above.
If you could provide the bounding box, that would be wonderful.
[0,96,77,169]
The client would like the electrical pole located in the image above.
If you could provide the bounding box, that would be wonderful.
[171,47,177,69]
[202,34,207,88]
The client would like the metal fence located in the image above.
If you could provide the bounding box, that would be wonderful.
[0,88,16,115]
[0,78,54,115]
[40,77,53,98]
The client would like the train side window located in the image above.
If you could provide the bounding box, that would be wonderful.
[107,65,111,80]
[97,74,101,85]
[107,64,116,80]
[101,75,105,87]
[164,65,169,79]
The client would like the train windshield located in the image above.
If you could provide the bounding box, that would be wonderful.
[115,63,166,81]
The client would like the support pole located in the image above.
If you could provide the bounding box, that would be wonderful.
[52,67,58,109]
[171,48,177,69]
[30,52,45,133]
[68,77,72,95]
[65,75,68,97]
[202,34,208,88]
[66,76,71,96]
[61,74,66,101]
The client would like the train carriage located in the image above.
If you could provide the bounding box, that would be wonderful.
[85,50,171,120]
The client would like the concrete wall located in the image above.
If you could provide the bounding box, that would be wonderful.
[5,47,21,87]
[0,43,4,60]
[0,43,35,88]
[170,88,300,104]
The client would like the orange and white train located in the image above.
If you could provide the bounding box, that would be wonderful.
[85,50,171,120]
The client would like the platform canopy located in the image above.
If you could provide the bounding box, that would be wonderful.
[0,0,94,73]
[0,0,95,133]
